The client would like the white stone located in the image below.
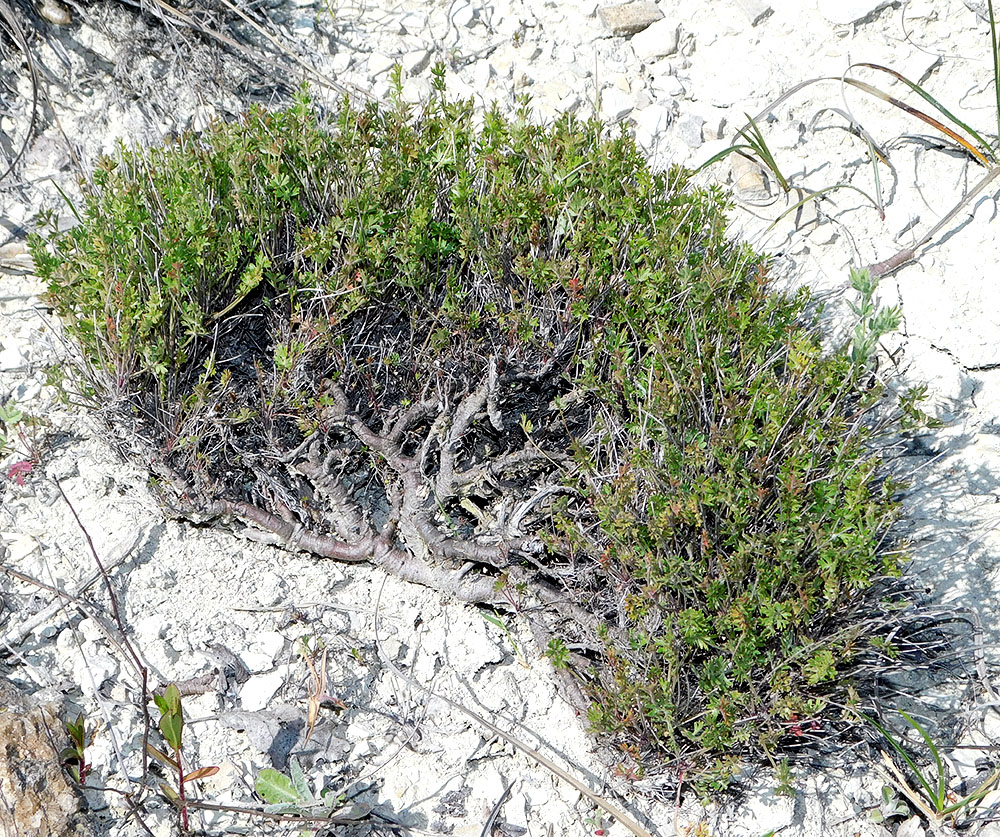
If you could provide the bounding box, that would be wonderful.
[633,103,672,147]
[599,87,634,122]
[472,60,493,91]
[533,79,572,110]
[239,670,287,711]
[330,51,352,74]
[251,631,286,662]
[16,379,42,402]
[631,19,680,63]
[598,1,664,36]
[2,533,39,563]
[676,113,706,148]
[650,71,685,100]
[292,16,314,37]
[735,0,773,25]
[818,0,894,25]
[367,53,396,78]
[78,618,104,644]
[450,1,477,28]
[402,48,432,75]
[253,570,286,608]
[0,345,26,371]
[402,78,433,105]
[399,11,428,35]
[134,614,169,643]
[896,816,925,837]
[74,645,119,693]
[906,0,938,18]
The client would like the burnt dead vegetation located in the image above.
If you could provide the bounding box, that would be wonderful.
[29,66,959,791]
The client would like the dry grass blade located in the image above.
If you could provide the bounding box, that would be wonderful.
[868,164,1000,276]
[0,0,39,184]
[213,0,359,100]
[851,62,996,164]
[843,75,992,167]
[990,0,1000,142]
[809,106,891,167]
[146,0,245,53]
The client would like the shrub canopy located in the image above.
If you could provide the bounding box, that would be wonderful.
[34,70,909,785]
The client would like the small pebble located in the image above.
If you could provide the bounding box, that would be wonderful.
[38,0,71,25]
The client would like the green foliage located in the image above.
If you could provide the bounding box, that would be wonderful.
[148,684,218,831]
[35,74,915,786]
[0,402,20,461]
[847,267,901,367]
[153,682,184,751]
[61,712,92,784]
[867,711,1000,828]
[256,757,368,835]
[256,757,342,815]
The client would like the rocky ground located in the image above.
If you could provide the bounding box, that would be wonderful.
[3,0,1000,835]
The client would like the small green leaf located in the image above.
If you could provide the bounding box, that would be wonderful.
[289,757,312,801]
[158,711,183,751]
[256,768,302,804]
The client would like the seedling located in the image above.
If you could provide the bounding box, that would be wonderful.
[61,712,92,784]
[147,684,219,832]
[867,710,1000,828]
[868,785,911,824]
[256,757,370,835]
[482,610,530,668]
[846,267,902,369]
[0,401,22,460]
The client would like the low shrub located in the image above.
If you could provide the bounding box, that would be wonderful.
[32,68,924,786]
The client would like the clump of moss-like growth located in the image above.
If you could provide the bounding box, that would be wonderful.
[33,67,926,787]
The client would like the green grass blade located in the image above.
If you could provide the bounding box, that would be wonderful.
[899,711,946,811]
[866,136,884,215]
[736,114,790,191]
[850,64,996,165]
[53,181,83,224]
[863,712,940,806]
[809,106,892,167]
[693,143,758,175]
[940,764,1000,816]
[765,183,881,232]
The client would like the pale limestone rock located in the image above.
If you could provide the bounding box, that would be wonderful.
[817,0,894,25]
[676,113,706,148]
[0,344,26,371]
[599,87,634,122]
[598,1,664,36]
[239,669,287,712]
[367,53,395,78]
[735,0,773,26]
[632,103,672,147]
[402,48,432,75]
[729,153,770,198]
[631,18,680,62]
